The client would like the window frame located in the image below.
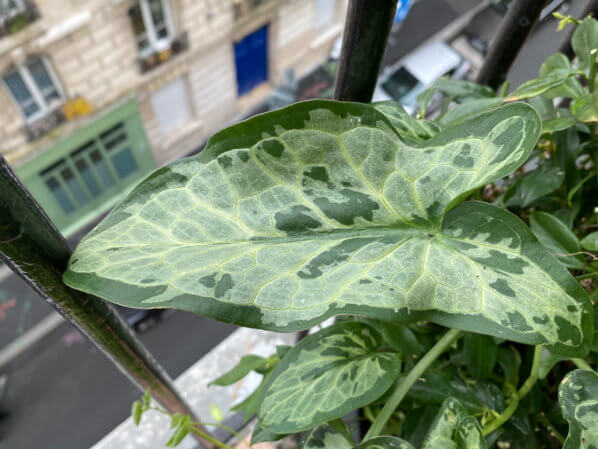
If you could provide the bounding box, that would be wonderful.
[3,56,64,123]
[134,0,176,57]
[0,0,26,23]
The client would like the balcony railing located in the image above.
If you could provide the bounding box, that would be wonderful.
[0,0,39,38]
[232,0,274,21]
[137,32,189,74]
[23,96,93,141]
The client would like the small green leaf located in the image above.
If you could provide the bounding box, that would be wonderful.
[539,53,585,98]
[439,98,504,126]
[210,355,268,386]
[572,92,598,122]
[258,322,401,433]
[131,400,143,426]
[376,321,425,356]
[417,87,438,116]
[399,406,440,448]
[529,211,585,269]
[251,423,285,445]
[542,116,577,133]
[504,159,565,208]
[208,403,224,422]
[462,333,497,379]
[166,414,191,447]
[141,389,151,410]
[558,369,598,449]
[373,101,439,141]
[422,397,486,449]
[507,70,582,101]
[581,231,598,251]
[571,17,598,72]
[296,424,353,449]
[231,374,269,421]
[429,78,495,100]
[354,436,416,449]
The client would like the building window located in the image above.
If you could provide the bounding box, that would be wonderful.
[3,56,63,121]
[129,0,174,56]
[0,0,26,18]
[40,122,139,215]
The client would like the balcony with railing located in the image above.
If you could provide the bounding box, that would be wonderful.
[232,0,276,21]
[0,0,39,38]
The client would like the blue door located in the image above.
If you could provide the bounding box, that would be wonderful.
[234,25,268,96]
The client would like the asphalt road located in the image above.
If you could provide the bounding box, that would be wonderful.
[0,1,591,448]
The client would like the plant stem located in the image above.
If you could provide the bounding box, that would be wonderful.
[576,271,598,280]
[482,345,542,436]
[190,427,236,449]
[572,358,593,370]
[588,54,597,92]
[363,328,464,440]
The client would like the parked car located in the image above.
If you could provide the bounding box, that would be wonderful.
[372,41,471,114]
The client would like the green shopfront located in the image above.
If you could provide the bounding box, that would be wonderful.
[16,99,156,236]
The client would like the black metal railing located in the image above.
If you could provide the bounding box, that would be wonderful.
[0,0,39,38]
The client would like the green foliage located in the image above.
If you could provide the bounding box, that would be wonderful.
[66,14,598,449]
[258,322,401,433]
[558,369,598,448]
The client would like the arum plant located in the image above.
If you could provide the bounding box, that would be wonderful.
[63,15,598,449]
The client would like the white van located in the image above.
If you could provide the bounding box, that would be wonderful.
[373,41,470,114]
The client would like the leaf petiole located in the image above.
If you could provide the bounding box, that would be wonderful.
[363,327,464,441]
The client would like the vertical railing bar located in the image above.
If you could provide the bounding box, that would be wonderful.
[476,0,546,89]
[333,0,398,102]
[0,155,215,449]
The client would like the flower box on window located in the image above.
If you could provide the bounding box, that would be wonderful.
[137,32,188,73]
[0,0,39,38]
[24,107,65,141]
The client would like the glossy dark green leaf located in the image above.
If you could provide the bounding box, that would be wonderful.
[422,398,486,449]
[439,98,503,126]
[210,355,268,386]
[504,159,565,208]
[355,437,416,449]
[258,322,400,433]
[507,70,582,101]
[554,205,580,230]
[558,369,598,449]
[581,231,598,251]
[296,424,353,449]
[539,53,585,98]
[377,321,425,356]
[571,17,598,72]
[64,100,591,355]
[572,92,598,122]
[529,211,585,269]
[555,126,582,190]
[399,406,439,448]
[462,333,497,379]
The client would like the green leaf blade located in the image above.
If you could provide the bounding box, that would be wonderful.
[65,100,591,354]
[296,424,353,449]
[581,231,598,251]
[558,369,598,449]
[210,355,267,386]
[257,322,401,433]
[529,211,584,269]
[355,436,416,449]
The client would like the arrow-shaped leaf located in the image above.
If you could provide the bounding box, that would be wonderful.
[558,369,598,449]
[422,398,486,449]
[257,321,401,433]
[64,100,591,356]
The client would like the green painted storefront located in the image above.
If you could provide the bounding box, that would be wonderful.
[16,99,156,237]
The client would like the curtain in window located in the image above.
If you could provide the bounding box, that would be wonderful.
[3,70,39,117]
[27,58,60,103]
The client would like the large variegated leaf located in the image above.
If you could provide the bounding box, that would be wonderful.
[64,100,592,355]
[257,322,400,433]
[422,398,486,449]
[354,437,415,449]
[373,101,439,141]
[558,369,598,449]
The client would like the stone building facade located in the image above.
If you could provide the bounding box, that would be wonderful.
[0,0,345,235]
